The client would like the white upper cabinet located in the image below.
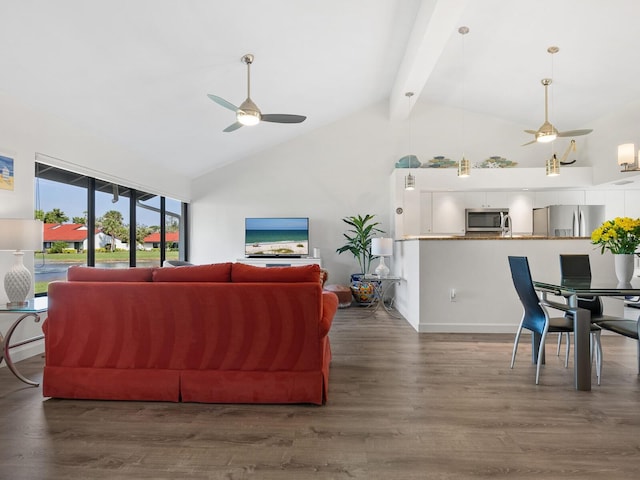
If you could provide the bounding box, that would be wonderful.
[506,191,534,234]
[420,192,433,234]
[624,191,640,219]
[432,192,465,234]
[396,188,421,238]
[464,191,508,208]
[534,190,585,207]
[585,190,625,219]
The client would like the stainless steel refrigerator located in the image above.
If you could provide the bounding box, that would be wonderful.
[532,205,606,237]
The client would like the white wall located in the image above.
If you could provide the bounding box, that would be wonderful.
[588,99,640,186]
[191,103,401,284]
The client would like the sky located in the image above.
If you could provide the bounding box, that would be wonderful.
[36,178,180,226]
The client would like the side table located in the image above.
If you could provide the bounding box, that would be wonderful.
[361,275,403,317]
[0,297,47,386]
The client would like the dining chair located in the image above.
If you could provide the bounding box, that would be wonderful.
[557,254,628,362]
[557,254,597,355]
[508,256,602,385]
[597,317,640,374]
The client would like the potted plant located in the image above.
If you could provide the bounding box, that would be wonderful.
[336,214,385,303]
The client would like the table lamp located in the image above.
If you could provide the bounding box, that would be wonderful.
[0,219,43,306]
[371,237,393,277]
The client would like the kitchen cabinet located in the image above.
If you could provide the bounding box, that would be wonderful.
[432,192,465,234]
[400,189,421,237]
[463,191,508,208]
[420,191,433,234]
[624,190,640,219]
[534,190,586,207]
[506,191,534,234]
[585,190,625,219]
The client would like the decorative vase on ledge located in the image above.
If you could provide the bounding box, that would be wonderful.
[614,254,635,284]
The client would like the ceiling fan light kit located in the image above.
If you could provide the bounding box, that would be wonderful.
[208,53,306,132]
[523,49,593,148]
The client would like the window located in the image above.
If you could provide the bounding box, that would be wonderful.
[34,162,188,295]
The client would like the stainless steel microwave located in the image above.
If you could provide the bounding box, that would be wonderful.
[465,208,509,232]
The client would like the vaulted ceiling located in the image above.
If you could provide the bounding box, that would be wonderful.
[2,0,639,178]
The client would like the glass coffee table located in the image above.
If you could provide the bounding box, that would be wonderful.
[0,297,47,386]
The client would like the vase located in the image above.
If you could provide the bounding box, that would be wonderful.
[614,254,635,284]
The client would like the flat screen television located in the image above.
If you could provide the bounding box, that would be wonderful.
[245,217,309,257]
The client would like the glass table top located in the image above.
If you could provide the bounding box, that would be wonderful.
[533,278,640,296]
[0,296,48,313]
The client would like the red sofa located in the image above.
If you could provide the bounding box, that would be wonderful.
[42,263,338,405]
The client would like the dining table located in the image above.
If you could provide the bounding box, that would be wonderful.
[532,277,640,391]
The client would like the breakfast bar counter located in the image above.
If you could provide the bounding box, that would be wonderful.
[391,237,624,333]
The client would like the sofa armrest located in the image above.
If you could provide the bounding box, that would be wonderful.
[320,291,339,337]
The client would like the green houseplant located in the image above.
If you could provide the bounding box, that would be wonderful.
[336,214,385,304]
[336,214,385,274]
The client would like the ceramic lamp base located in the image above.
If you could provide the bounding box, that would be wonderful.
[374,257,390,277]
[4,251,31,306]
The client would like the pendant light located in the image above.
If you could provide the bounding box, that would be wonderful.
[546,154,560,176]
[405,172,415,190]
[404,92,416,190]
[458,26,470,177]
[544,46,560,176]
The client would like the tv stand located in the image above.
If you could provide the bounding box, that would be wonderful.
[237,257,322,268]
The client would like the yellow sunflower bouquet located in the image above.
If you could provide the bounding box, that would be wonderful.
[591,217,640,254]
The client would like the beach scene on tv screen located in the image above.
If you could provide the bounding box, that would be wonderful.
[245,218,309,256]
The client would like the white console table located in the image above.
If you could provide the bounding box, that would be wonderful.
[237,257,322,268]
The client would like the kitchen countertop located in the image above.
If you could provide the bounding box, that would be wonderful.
[400,235,592,241]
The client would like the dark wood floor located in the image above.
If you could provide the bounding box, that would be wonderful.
[2,307,640,479]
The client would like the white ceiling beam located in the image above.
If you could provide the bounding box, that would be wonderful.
[389,0,469,121]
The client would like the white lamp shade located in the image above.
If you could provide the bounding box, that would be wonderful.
[618,143,635,166]
[0,219,44,251]
[371,237,393,257]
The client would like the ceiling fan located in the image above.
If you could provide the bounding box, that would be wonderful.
[207,54,307,133]
[522,78,593,146]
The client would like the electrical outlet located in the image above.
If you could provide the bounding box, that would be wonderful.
[450,288,456,302]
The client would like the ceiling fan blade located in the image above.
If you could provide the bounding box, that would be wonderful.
[207,94,239,112]
[261,114,306,124]
[557,129,593,137]
[521,139,537,146]
[223,122,243,133]
[524,129,538,134]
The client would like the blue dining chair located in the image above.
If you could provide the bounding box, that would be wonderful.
[508,256,602,385]
[557,254,626,365]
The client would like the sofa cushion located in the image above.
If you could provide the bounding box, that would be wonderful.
[152,263,232,282]
[67,265,155,282]
[231,263,322,283]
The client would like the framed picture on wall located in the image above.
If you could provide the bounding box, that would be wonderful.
[0,153,14,191]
